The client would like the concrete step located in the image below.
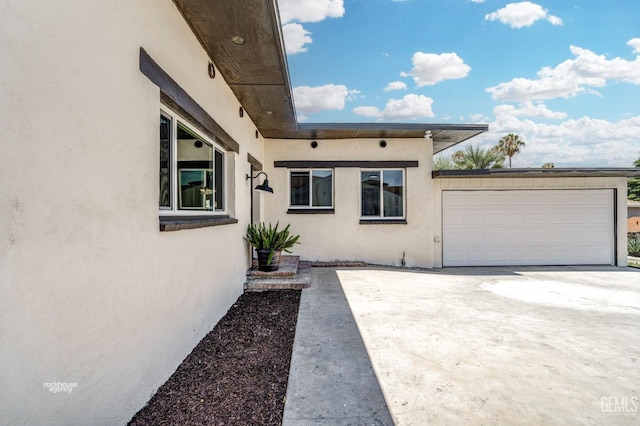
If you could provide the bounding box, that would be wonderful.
[247,255,299,277]
[245,258,311,291]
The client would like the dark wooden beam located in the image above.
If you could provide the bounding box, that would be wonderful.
[139,48,240,153]
[274,160,419,168]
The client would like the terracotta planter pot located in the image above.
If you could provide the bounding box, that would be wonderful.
[256,249,281,272]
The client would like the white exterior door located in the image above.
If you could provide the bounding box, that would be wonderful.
[442,189,615,266]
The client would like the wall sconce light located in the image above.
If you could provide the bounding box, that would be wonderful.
[194,140,203,148]
[379,140,387,148]
[231,36,245,45]
[310,141,318,149]
[239,107,244,117]
[208,62,215,78]
[246,171,274,226]
[255,130,259,139]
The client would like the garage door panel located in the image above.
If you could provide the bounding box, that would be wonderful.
[443,190,614,266]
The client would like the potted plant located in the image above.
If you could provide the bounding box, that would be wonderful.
[244,222,300,271]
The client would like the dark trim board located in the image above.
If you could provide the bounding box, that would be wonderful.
[275,160,419,168]
[159,215,238,232]
[433,168,640,178]
[287,208,335,214]
[140,48,240,153]
[247,153,263,171]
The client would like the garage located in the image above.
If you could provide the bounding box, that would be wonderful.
[442,189,615,266]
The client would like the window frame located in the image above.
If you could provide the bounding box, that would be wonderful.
[288,168,335,210]
[360,168,406,220]
[160,107,226,216]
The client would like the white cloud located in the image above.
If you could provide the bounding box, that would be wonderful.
[494,101,567,120]
[292,84,358,114]
[487,41,640,101]
[469,113,488,122]
[278,0,345,24]
[353,94,434,121]
[353,106,381,117]
[279,0,344,55]
[282,23,312,54]
[485,2,562,28]
[401,52,471,86]
[384,81,407,92]
[628,38,640,55]
[471,0,485,3]
[464,114,640,167]
[547,15,563,26]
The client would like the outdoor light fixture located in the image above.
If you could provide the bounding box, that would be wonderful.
[246,171,273,225]
[231,36,245,45]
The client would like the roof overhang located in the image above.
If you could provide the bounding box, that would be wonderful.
[173,0,487,150]
[433,168,640,179]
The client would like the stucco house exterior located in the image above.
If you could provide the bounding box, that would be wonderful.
[2,1,639,424]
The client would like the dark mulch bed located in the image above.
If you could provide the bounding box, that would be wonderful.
[129,290,301,426]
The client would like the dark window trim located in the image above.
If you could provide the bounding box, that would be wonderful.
[140,47,239,153]
[289,168,335,209]
[247,153,263,171]
[359,219,407,225]
[159,215,238,232]
[275,160,418,168]
[287,208,335,214]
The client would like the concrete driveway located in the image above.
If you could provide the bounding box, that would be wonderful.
[336,266,640,425]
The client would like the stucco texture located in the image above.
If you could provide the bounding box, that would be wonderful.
[0,1,263,424]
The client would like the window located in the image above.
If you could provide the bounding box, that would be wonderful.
[160,110,225,213]
[289,169,333,209]
[361,169,404,218]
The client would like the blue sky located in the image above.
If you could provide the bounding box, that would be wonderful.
[278,0,640,167]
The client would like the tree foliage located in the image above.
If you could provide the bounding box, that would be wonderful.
[452,145,505,169]
[629,155,640,201]
[497,133,526,168]
[541,163,554,168]
[433,154,457,171]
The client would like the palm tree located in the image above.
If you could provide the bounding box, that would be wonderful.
[497,133,526,168]
[452,145,505,169]
[634,155,640,168]
[433,154,457,171]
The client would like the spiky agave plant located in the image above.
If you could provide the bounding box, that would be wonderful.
[629,237,640,257]
[244,222,300,265]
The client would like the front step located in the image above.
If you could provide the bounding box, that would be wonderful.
[244,256,311,291]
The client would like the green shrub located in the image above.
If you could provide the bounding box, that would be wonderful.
[244,222,300,265]
[629,238,640,257]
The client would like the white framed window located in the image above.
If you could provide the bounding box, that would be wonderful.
[160,108,225,214]
[360,169,405,218]
[289,169,334,209]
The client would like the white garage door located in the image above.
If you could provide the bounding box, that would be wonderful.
[442,189,615,266]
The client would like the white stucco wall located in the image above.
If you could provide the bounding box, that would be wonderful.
[433,176,630,267]
[263,138,436,268]
[0,1,263,424]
